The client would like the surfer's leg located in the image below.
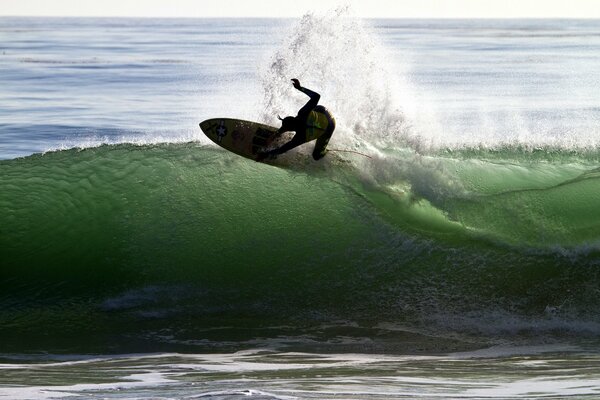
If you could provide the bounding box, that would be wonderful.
[271,132,306,155]
[312,117,336,160]
[256,132,306,161]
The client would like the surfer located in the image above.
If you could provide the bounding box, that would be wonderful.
[257,79,336,161]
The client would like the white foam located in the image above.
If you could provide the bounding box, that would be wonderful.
[0,371,173,400]
[4,350,600,399]
[46,126,209,155]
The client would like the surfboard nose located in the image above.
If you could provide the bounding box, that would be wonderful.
[199,119,211,132]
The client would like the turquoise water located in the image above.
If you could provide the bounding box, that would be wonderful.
[2,10,600,399]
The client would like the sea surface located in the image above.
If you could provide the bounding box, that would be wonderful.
[2,11,600,399]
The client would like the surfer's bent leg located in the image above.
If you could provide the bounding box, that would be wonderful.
[312,116,336,160]
[271,132,306,155]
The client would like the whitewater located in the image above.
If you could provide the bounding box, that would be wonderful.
[2,9,600,399]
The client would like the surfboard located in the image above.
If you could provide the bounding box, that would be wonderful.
[199,118,281,161]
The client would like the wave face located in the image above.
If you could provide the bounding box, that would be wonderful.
[2,143,600,354]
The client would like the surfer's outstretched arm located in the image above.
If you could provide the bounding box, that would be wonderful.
[292,79,320,118]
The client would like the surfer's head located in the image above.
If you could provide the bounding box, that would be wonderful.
[278,116,296,133]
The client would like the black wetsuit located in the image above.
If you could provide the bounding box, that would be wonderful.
[272,87,336,160]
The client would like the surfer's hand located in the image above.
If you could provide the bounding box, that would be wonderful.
[291,79,301,89]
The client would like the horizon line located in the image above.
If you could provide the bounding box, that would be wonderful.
[2,15,600,20]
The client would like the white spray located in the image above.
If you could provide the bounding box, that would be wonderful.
[259,6,416,153]
[259,6,466,205]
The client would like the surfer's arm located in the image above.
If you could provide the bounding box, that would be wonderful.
[291,78,320,117]
[297,87,320,117]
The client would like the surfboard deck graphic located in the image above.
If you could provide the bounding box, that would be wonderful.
[200,118,282,161]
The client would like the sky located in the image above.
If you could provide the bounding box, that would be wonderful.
[1,0,600,18]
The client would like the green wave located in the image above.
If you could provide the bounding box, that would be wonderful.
[2,143,600,353]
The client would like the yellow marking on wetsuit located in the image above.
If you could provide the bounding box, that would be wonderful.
[306,110,329,141]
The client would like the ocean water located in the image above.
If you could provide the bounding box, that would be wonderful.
[2,10,600,399]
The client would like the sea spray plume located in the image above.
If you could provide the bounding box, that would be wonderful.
[260,6,415,152]
[260,7,467,207]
